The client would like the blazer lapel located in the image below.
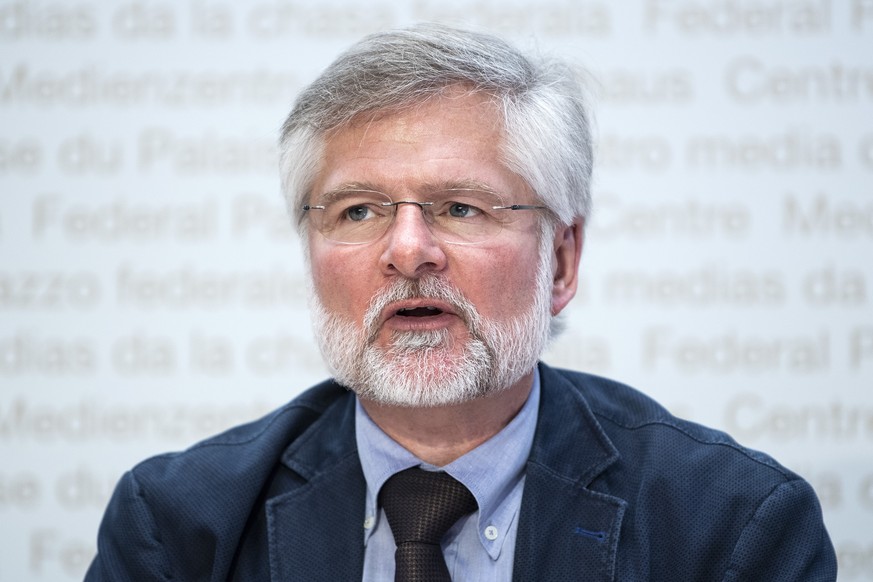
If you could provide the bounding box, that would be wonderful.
[513,365,627,582]
[266,391,367,582]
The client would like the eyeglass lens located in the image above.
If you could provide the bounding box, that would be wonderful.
[309,189,511,244]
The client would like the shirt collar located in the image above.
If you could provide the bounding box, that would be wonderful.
[355,369,541,560]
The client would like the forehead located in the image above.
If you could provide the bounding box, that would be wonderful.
[310,91,529,198]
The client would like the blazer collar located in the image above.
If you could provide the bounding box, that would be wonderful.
[528,363,620,483]
[267,386,367,581]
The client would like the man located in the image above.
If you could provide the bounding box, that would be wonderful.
[86,24,837,581]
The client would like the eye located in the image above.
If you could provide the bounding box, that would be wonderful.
[449,203,469,217]
[345,205,373,221]
[447,202,482,219]
[331,195,389,223]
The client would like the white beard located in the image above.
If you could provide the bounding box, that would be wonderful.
[309,246,554,408]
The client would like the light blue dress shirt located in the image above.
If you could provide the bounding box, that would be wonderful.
[355,370,541,582]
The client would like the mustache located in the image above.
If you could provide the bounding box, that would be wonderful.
[362,275,481,342]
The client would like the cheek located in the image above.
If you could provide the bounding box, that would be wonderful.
[310,247,376,313]
[462,245,543,316]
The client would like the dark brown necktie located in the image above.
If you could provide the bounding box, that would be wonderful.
[379,467,478,582]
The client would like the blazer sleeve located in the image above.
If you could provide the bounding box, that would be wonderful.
[84,470,173,582]
[723,478,837,581]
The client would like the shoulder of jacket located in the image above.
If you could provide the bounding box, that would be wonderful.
[129,379,350,479]
[545,365,797,481]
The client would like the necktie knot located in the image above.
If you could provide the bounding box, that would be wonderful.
[379,467,477,581]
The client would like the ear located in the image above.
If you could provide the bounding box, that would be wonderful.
[550,218,584,316]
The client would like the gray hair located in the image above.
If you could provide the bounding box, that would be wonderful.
[279,23,593,235]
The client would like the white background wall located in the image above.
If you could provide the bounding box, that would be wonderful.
[1,0,871,579]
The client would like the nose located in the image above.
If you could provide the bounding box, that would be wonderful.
[378,202,448,278]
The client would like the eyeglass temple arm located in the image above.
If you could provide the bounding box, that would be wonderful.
[493,204,549,211]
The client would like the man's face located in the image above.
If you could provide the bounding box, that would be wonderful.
[305,91,559,406]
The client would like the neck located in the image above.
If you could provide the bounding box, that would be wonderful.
[359,371,534,467]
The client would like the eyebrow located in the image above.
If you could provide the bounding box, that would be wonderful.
[318,180,501,203]
[421,180,500,195]
[317,183,385,204]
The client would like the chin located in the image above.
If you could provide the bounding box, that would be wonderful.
[351,335,496,408]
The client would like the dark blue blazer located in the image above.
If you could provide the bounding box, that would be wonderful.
[85,364,836,581]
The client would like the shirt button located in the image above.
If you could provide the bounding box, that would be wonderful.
[364,516,375,529]
[484,525,499,540]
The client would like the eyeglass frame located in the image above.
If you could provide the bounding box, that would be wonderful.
[301,187,550,245]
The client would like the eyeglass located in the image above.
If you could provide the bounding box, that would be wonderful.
[302,188,548,245]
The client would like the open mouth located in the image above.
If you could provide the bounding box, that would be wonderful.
[396,306,444,317]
